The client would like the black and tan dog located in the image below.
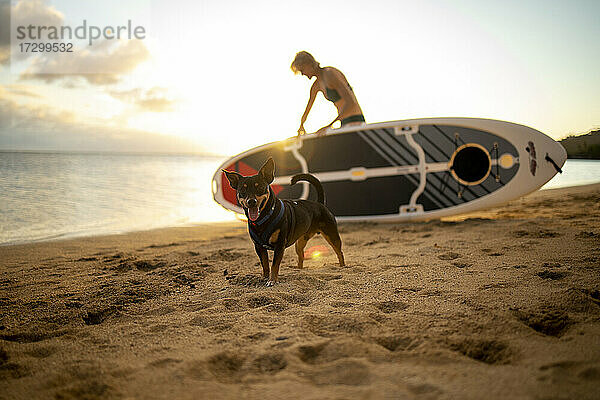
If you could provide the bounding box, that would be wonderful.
[223,158,345,286]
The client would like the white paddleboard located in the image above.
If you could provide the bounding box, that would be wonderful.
[212,118,566,222]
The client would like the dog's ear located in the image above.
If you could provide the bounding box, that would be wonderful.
[222,170,242,189]
[259,157,275,184]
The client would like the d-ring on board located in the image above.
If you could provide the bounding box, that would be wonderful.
[283,137,310,199]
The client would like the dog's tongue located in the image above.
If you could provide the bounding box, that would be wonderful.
[248,207,260,221]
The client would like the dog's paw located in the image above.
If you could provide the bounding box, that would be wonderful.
[266,280,277,287]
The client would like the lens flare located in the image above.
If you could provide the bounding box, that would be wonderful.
[304,245,329,259]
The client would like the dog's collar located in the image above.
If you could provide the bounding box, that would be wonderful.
[247,198,285,250]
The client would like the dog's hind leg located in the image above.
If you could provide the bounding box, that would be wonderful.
[321,227,345,267]
[295,235,309,269]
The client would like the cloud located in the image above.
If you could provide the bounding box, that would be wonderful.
[19,39,150,85]
[0,89,205,154]
[3,83,43,98]
[3,1,149,84]
[1,0,65,64]
[11,0,63,27]
[109,87,176,112]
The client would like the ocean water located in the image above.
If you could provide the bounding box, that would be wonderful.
[0,152,235,245]
[1,152,599,245]
[541,159,600,189]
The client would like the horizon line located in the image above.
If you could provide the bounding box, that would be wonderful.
[0,149,227,157]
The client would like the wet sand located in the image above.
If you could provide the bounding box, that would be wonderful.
[1,184,599,399]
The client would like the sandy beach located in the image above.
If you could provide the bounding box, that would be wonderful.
[1,183,599,400]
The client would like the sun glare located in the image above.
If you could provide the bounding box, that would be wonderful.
[304,245,330,260]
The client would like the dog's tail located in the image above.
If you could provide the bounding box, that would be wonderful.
[291,173,324,204]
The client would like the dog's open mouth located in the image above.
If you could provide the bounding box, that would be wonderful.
[246,197,266,221]
[248,206,260,221]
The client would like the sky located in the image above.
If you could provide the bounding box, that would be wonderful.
[0,0,598,155]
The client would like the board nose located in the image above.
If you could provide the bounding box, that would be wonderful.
[556,143,568,169]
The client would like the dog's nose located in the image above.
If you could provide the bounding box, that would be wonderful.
[247,198,257,208]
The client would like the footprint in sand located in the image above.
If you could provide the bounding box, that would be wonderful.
[453,262,472,269]
[537,270,567,280]
[330,301,354,308]
[407,383,442,396]
[172,273,196,288]
[133,259,167,272]
[395,286,423,293]
[0,329,68,343]
[542,262,563,268]
[437,252,461,260]
[373,335,420,352]
[222,298,246,312]
[144,242,182,249]
[250,353,287,374]
[148,358,183,368]
[246,295,288,313]
[448,338,512,365]
[0,358,30,379]
[103,253,125,261]
[188,314,233,333]
[245,332,269,341]
[374,301,409,314]
[188,351,287,383]
[206,352,246,383]
[226,274,266,288]
[54,379,114,399]
[76,257,98,262]
[575,231,599,239]
[513,306,571,337]
[482,248,504,256]
[307,359,371,386]
[539,360,600,383]
[24,345,56,359]
[247,295,275,308]
[550,288,600,315]
[297,342,328,364]
[512,229,560,239]
[0,347,31,381]
[82,307,117,325]
[297,339,377,365]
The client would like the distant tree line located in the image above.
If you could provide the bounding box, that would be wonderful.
[559,130,600,159]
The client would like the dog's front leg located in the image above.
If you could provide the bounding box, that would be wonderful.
[267,244,285,287]
[255,244,270,280]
